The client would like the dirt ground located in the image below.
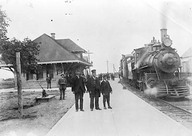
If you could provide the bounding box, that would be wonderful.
[0,88,75,136]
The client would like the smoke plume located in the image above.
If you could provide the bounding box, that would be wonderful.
[161,2,172,28]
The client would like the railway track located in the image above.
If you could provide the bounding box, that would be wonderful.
[153,98,192,129]
[159,98,192,115]
[121,80,192,130]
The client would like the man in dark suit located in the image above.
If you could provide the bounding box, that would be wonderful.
[100,74,112,109]
[71,70,86,112]
[86,69,101,111]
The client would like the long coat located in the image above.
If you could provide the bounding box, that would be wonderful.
[86,76,101,97]
[100,80,112,95]
[71,76,86,94]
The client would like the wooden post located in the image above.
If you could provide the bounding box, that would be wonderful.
[16,52,23,118]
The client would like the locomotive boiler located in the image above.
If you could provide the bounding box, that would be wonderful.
[120,29,190,98]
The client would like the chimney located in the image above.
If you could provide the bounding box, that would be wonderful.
[51,33,55,39]
[160,28,167,43]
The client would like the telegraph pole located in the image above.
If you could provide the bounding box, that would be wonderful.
[87,50,92,74]
[107,60,109,73]
[16,52,23,118]
[113,64,115,73]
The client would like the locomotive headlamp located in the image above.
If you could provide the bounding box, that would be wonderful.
[163,35,172,46]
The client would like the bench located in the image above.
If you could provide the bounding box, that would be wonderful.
[35,95,56,103]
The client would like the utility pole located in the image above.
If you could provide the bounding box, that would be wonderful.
[87,50,93,74]
[113,64,115,73]
[16,52,23,118]
[107,60,109,73]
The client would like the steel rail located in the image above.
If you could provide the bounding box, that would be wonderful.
[158,98,192,115]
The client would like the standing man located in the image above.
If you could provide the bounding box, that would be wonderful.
[100,74,112,109]
[71,70,86,112]
[86,69,101,111]
[46,74,52,89]
[58,73,67,100]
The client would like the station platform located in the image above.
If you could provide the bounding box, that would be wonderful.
[46,79,192,136]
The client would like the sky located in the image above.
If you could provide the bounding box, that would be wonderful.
[0,0,192,79]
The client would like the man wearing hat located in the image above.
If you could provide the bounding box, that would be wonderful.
[100,74,112,109]
[58,73,67,100]
[86,69,101,111]
[71,70,86,112]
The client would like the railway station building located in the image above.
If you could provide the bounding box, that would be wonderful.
[1,33,92,89]
[181,48,192,73]
[24,33,92,89]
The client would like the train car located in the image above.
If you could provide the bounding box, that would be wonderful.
[120,29,190,98]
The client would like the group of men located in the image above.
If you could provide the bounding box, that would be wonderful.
[57,69,113,112]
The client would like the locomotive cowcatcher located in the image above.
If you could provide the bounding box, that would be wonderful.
[120,29,190,98]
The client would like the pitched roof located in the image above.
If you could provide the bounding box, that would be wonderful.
[56,39,86,53]
[182,48,192,58]
[33,34,91,65]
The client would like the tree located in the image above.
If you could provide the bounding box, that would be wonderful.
[0,7,40,74]
[0,8,40,118]
[0,7,9,40]
[1,38,40,73]
[1,38,40,119]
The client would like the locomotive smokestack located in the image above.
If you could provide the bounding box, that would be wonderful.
[160,28,167,43]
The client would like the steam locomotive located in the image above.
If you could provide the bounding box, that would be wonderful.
[120,29,190,98]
